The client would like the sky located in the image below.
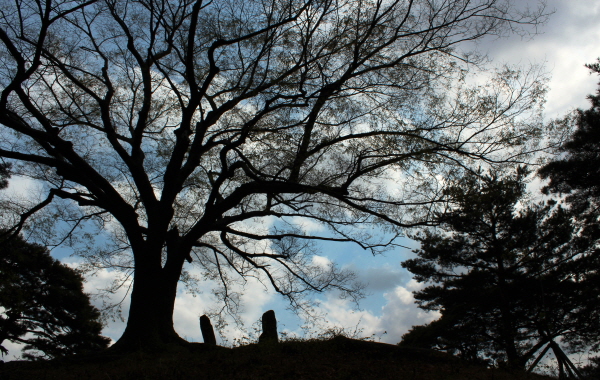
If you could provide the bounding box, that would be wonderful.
[2,0,600,362]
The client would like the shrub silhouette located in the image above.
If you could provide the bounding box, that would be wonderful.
[0,232,110,359]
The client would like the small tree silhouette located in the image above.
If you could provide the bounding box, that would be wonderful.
[0,232,110,360]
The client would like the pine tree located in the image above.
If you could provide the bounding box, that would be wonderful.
[536,60,600,371]
[0,233,110,360]
[539,59,600,238]
[401,168,598,369]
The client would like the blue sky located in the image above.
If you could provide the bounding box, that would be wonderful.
[2,0,600,360]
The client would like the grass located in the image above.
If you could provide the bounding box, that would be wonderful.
[0,336,554,380]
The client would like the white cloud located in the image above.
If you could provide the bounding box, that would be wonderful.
[54,251,436,349]
[405,278,426,291]
[312,255,332,269]
[238,278,276,325]
[359,264,406,292]
[173,291,213,343]
[2,175,39,196]
[478,0,600,118]
[80,267,131,342]
[307,280,439,345]
[288,216,325,233]
[374,284,440,344]
[77,264,276,346]
[317,294,382,338]
[1,339,26,361]
[391,286,414,304]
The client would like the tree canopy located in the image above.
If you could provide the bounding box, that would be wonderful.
[0,232,110,360]
[401,168,599,369]
[0,0,549,350]
[539,59,600,244]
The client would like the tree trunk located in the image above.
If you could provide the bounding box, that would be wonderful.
[495,254,523,369]
[500,317,522,368]
[111,255,186,351]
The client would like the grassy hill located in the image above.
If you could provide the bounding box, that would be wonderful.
[0,336,554,380]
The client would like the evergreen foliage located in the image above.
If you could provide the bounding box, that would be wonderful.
[539,60,600,233]
[0,233,110,360]
[0,162,10,190]
[580,356,600,380]
[400,168,599,369]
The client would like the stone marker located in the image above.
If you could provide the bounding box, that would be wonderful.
[259,310,278,343]
[200,314,216,345]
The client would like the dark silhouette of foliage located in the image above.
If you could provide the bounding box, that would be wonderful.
[400,299,496,366]
[401,168,599,369]
[539,59,600,236]
[0,232,110,360]
[580,356,600,380]
[0,0,549,350]
[0,162,10,190]
[537,60,600,356]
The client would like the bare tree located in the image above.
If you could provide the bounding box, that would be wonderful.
[0,0,548,350]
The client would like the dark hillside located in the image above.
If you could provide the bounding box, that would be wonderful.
[0,336,553,380]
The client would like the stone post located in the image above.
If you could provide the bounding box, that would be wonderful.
[200,314,217,345]
[258,310,278,343]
